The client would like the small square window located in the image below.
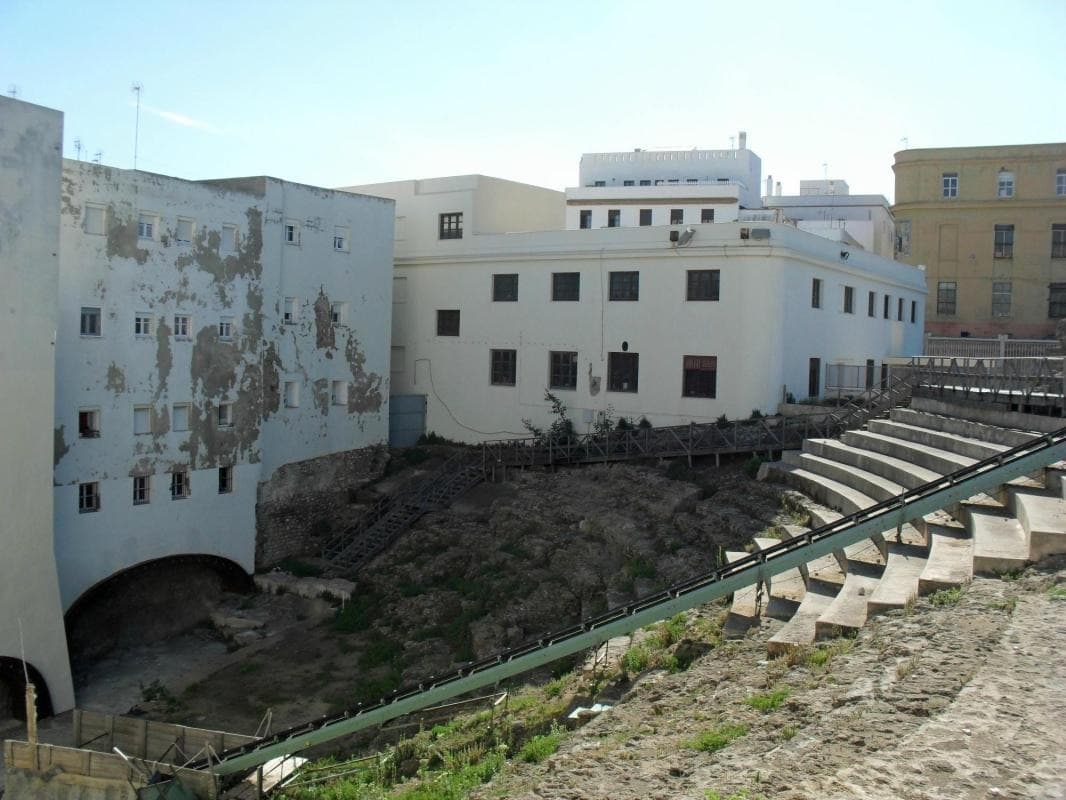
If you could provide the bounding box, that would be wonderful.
[942,173,958,198]
[493,274,518,302]
[608,352,639,393]
[134,405,152,435]
[217,403,233,428]
[549,351,578,390]
[639,209,652,226]
[686,270,720,301]
[937,282,957,316]
[137,213,156,240]
[284,381,300,408]
[700,208,714,224]
[171,470,190,500]
[221,223,239,252]
[439,212,463,240]
[607,209,621,228]
[609,271,639,301]
[134,313,152,337]
[219,317,234,340]
[79,482,100,513]
[682,355,717,398]
[333,225,350,252]
[552,272,580,301]
[490,349,517,386]
[331,380,349,405]
[868,291,876,317]
[331,301,348,325]
[284,220,301,245]
[81,306,101,337]
[172,403,190,431]
[843,286,854,314]
[78,409,100,438]
[283,298,298,324]
[218,466,233,494]
[670,209,684,225]
[437,309,460,336]
[579,210,592,229]
[176,217,194,244]
[173,314,190,338]
[84,204,106,235]
[133,475,150,505]
[811,278,822,309]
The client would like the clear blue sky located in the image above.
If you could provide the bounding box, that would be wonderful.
[3,0,1064,202]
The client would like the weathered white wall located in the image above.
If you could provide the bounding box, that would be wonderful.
[0,97,75,713]
[389,223,926,443]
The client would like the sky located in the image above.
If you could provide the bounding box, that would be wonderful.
[2,0,1064,203]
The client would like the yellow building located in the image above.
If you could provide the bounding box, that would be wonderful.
[892,143,1066,338]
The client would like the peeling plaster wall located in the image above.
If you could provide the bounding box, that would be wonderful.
[0,97,76,713]
[53,164,394,606]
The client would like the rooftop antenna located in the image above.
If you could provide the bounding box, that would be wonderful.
[93,149,103,164]
[900,136,909,149]
[729,135,736,149]
[74,138,83,161]
[131,82,143,170]
[7,85,18,98]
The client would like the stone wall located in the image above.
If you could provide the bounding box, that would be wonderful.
[255,446,389,568]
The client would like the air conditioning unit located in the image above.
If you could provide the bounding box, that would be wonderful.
[751,228,771,240]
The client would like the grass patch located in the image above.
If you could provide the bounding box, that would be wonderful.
[744,687,790,712]
[929,586,963,606]
[517,725,566,764]
[625,556,657,580]
[1049,585,1066,601]
[685,723,748,753]
[358,636,403,669]
[779,724,798,741]
[332,594,382,634]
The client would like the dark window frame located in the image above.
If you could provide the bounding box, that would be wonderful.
[439,212,463,240]
[549,351,578,390]
[868,291,876,317]
[843,286,854,314]
[682,355,717,398]
[670,208,684,225]
[1052,224,1066,259]
[579,210,592,229]
[490,348,517,386]
[811,278,822,309]
[686,269,720,301]
[609,271,640,301]
[492,273,518,302]
[700,208,714,223]
[436,309,460,336]
[607,352,639,393]
[937,281,957,316]
[607,209,621,228]
[1050,283,1066,319]
[639,209,652,226]
[993,224,1014,259]
[552,272,580,301]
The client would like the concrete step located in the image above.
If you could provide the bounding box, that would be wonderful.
[841,429,974,475]
[866,419,1008,461]
[753,536,806,607]
[724,550,765,634]
[805,505,886,570]
[766,462,873,516]
[866,541,929,614]
[918,523,974,593]
[888,407,1039,448]
[909,396,1064,435]
[803,437,940,489]
[1011,490,1066,560]
[814,564,883,638]
[779,524,846,589]
[767,582,838,656]
[966,509,1029,575]
[785,451,905,503]
[1042,463,1066,499]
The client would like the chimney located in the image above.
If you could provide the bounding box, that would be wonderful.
[765,175,773,197]
[738,131,747,150]
[775,181,782,197]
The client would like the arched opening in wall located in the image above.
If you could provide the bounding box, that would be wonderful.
[0,657,54,722]
[64,555,251,668]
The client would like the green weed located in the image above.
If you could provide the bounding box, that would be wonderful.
[685,723,748,753]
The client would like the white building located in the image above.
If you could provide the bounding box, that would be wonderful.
[0,97,75,718]
[54,164,394,612]
[764,179,896,259]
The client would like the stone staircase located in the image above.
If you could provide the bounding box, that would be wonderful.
[750,398,1066,655]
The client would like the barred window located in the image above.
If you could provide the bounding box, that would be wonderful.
[549,351,578,390]
[609,271,639,301]
[937,281,957,316]
[490,349,516,386]
[1052,224,1066,259]
[1050,283,1066,319]
[992,282,1012,317]
[436,309,460,336]
[686,270,719,301]
[439,212,463,240]
[493,273,518,302]
[607,352,639,393]
[993,224,1014,259]
[682,355,717,398]
[552,272,580,301]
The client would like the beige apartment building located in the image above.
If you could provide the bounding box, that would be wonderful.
[892,143,1066,338]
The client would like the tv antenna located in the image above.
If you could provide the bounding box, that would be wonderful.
[900,136,909,149]
[131,82,143,169]
[93,150,103,164]
[74,138,83,160]
[7,85,18,98]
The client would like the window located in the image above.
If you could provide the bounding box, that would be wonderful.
[942,172,958,198]
[994,224,1014,258]
[137,213,156,240]
[439,212,463,240]
[609,271,639,301]
[682,355,717,398]
[133,475,150,505]
[937,281,957,316]
[134,405,152,435]
[626,208,647,227]
[176,217,194,244]
[84,204,106,235]
[997,171,1014,198]
[219,316,234,340]
[811,278,822,309]
[78,482,100,513]
[81,306,101,336]
[808,357,821,399]
[78,409,100,438]
[608,352,639,393]
[594,180,606,187]
[867,291,876,317]
[490,349,517,386]
[333,225,349,252]
[284,220,300,245]
[552,272,580,301]
[654,179,664,186]
[218,466,233,494]
[686,178,698,184]
[331,380,349,405]
[173,314,190,339]
[911,300,917,323]
[171,471,190,500]
[221,223,238,252]
[607,209,621,228]
[670,209,684,225]
[895,220,911,256]
[898,297,904,321]
[883,294,891,319]
[1050,283,1066,318]
[1052,224,1066,258]
[283,298,298,324]
[579,210,592,229]
[284,381,300,408]
[992,282,1012,317]
[549,351,578,390]
[331,301,348,325]
[1058,169,1066,196]
[623,180,634,187]
[493,273,518,302]
[390,346,405,373]
[843,286,854,314]
[217,402,233,428]
[172,403,190,431]
[639,179,651,186]
[686,269,720,301]
[436,309,460,336]
[134,313,152,337]
[701,209,714,224]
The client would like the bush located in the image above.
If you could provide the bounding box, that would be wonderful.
[621,645,650,674]
[715,414,730,429]
[743,455,764,478]
[929,586,963,606]
[749,409,764,420]
[518,726,566,763]
[685,723,747,752]
[638,416,653,429]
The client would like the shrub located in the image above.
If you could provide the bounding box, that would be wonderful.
[685,723,747,752]
[638,416,653,429]
[929,586,963,606]
[715,414,730,429]
[621,645,650,675]
[743,455,764,478]
[518,726,566,763]
[749,409,764,420]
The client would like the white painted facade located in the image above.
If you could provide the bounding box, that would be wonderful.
[0,97,76,714]
[54,165,394,609]
[389,220,927,443]
[764,181,896,259]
